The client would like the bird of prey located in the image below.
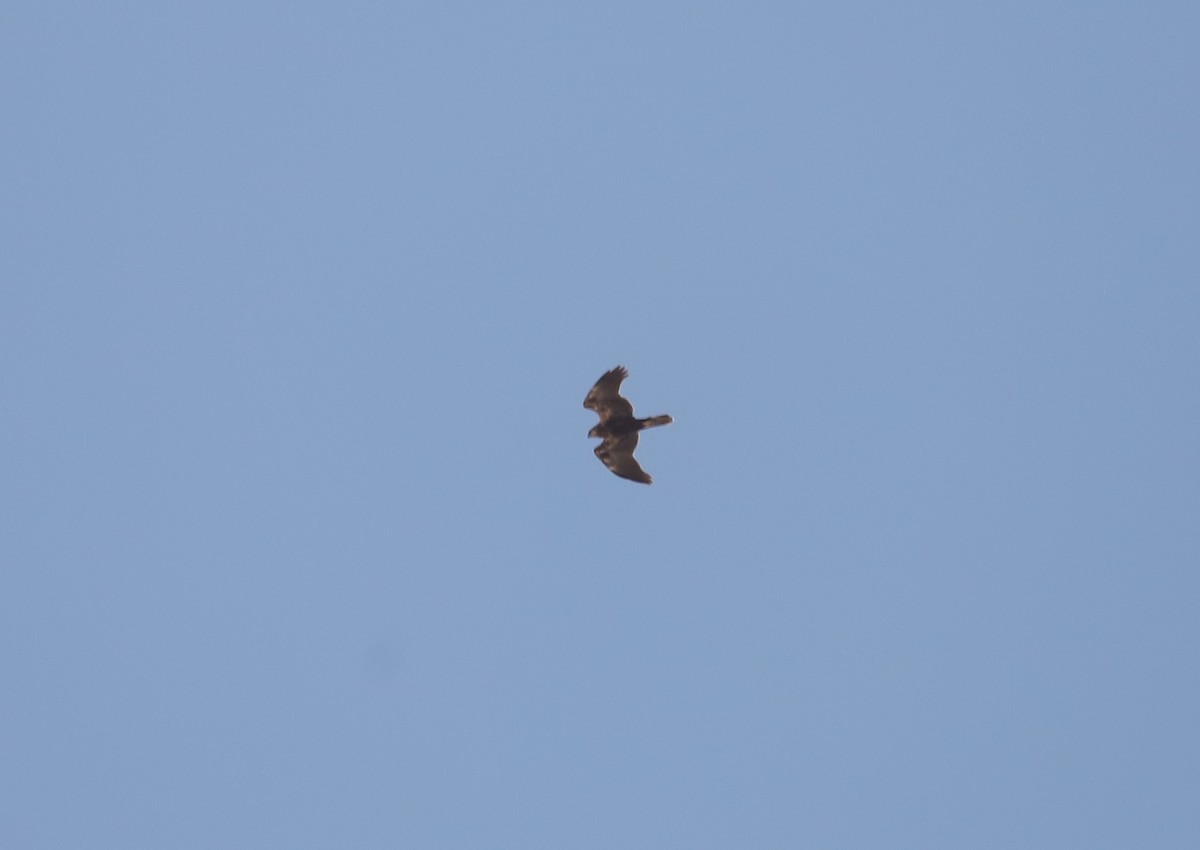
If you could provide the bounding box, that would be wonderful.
[584,366,673,484]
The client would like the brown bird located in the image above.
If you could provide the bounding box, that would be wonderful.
[584,366,673,484]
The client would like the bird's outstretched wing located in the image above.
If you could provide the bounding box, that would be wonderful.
[583,366,634,419]
[594,434,652,484]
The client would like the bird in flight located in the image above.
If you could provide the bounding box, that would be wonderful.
[584,366,673,484]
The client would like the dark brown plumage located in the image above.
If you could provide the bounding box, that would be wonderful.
[584,366,673,484]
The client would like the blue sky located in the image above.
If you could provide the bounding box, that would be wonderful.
[3,2,1198,847]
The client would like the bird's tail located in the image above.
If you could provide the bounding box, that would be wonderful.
[639,415,673,429]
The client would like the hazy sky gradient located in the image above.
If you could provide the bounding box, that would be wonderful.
[4,2,1198,847]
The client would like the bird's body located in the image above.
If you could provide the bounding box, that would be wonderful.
[583,366,672,484]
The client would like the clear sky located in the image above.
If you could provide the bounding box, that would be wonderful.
[3,2,1198,847]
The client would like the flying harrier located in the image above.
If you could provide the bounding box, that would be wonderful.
[584,366,673,484]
